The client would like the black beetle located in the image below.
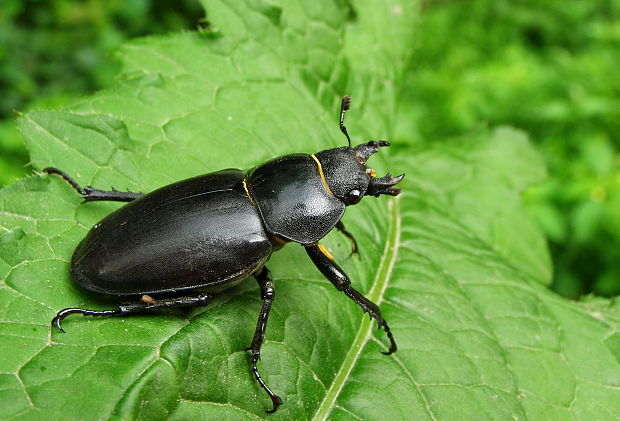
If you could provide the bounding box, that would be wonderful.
[45,96,404,413]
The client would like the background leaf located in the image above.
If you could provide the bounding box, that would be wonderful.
[1,1,619,420]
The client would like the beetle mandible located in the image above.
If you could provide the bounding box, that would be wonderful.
[45,96,404,413]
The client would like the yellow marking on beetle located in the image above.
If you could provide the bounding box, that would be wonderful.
[271,234,289,246]
[318,243,334,261]
[242,178,256,205]
[366,168,377,177]
[310,154,334,197]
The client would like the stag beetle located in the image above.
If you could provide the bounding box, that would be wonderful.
[45,96,404,413]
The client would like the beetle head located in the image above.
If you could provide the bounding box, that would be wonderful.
[314,141,404,206]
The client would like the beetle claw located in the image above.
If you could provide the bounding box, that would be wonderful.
[51,314,66,333]
[380,321,398,355]
[51,308,87,332]
[265,394,283,414]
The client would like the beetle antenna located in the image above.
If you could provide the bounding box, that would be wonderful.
[339,95,352,147]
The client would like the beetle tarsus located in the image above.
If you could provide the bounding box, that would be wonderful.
[344,288,397,353]
[265,390,283,414]
[252,351,283,414]
[335,220,359,258]
[380,320,398,355]
[44,167,143,202]
[52,307,121,332]
[249,268,282,413]
[43,167,86,195]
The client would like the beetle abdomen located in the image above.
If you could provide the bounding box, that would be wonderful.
[71,169,273,296]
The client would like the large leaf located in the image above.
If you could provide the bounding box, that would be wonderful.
[1,1,619,420]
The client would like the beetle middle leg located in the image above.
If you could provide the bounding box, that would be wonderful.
[248,267,283,413]
[44,167,143,202]
[52,293,211,332]
[305,244,397,354]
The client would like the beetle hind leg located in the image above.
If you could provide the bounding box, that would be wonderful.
[52,293,212,332]
[249,268,283,413]
[44,167,143,202]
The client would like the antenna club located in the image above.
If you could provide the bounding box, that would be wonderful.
[339,95,352,147]
[342,95,351,111]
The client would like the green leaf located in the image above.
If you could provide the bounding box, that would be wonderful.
[1,1,619,420]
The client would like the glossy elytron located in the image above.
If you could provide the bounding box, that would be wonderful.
[46,96,404,413]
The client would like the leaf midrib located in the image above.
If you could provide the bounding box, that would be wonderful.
[312,198,401,420]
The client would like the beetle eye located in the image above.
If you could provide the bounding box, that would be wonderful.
[346,189,362,205]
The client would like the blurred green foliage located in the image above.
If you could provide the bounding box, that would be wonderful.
[395,0,620,298]
[0,0,203,184]
[1,0,618,298]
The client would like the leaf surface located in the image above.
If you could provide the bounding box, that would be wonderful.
[1,1,619,420]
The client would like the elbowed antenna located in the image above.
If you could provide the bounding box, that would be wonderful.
[340,95,352,147]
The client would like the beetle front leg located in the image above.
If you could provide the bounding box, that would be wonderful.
[44,167,143,202]
[249,268,283,413]
[335,220,359,257]
[305,244,397,354]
